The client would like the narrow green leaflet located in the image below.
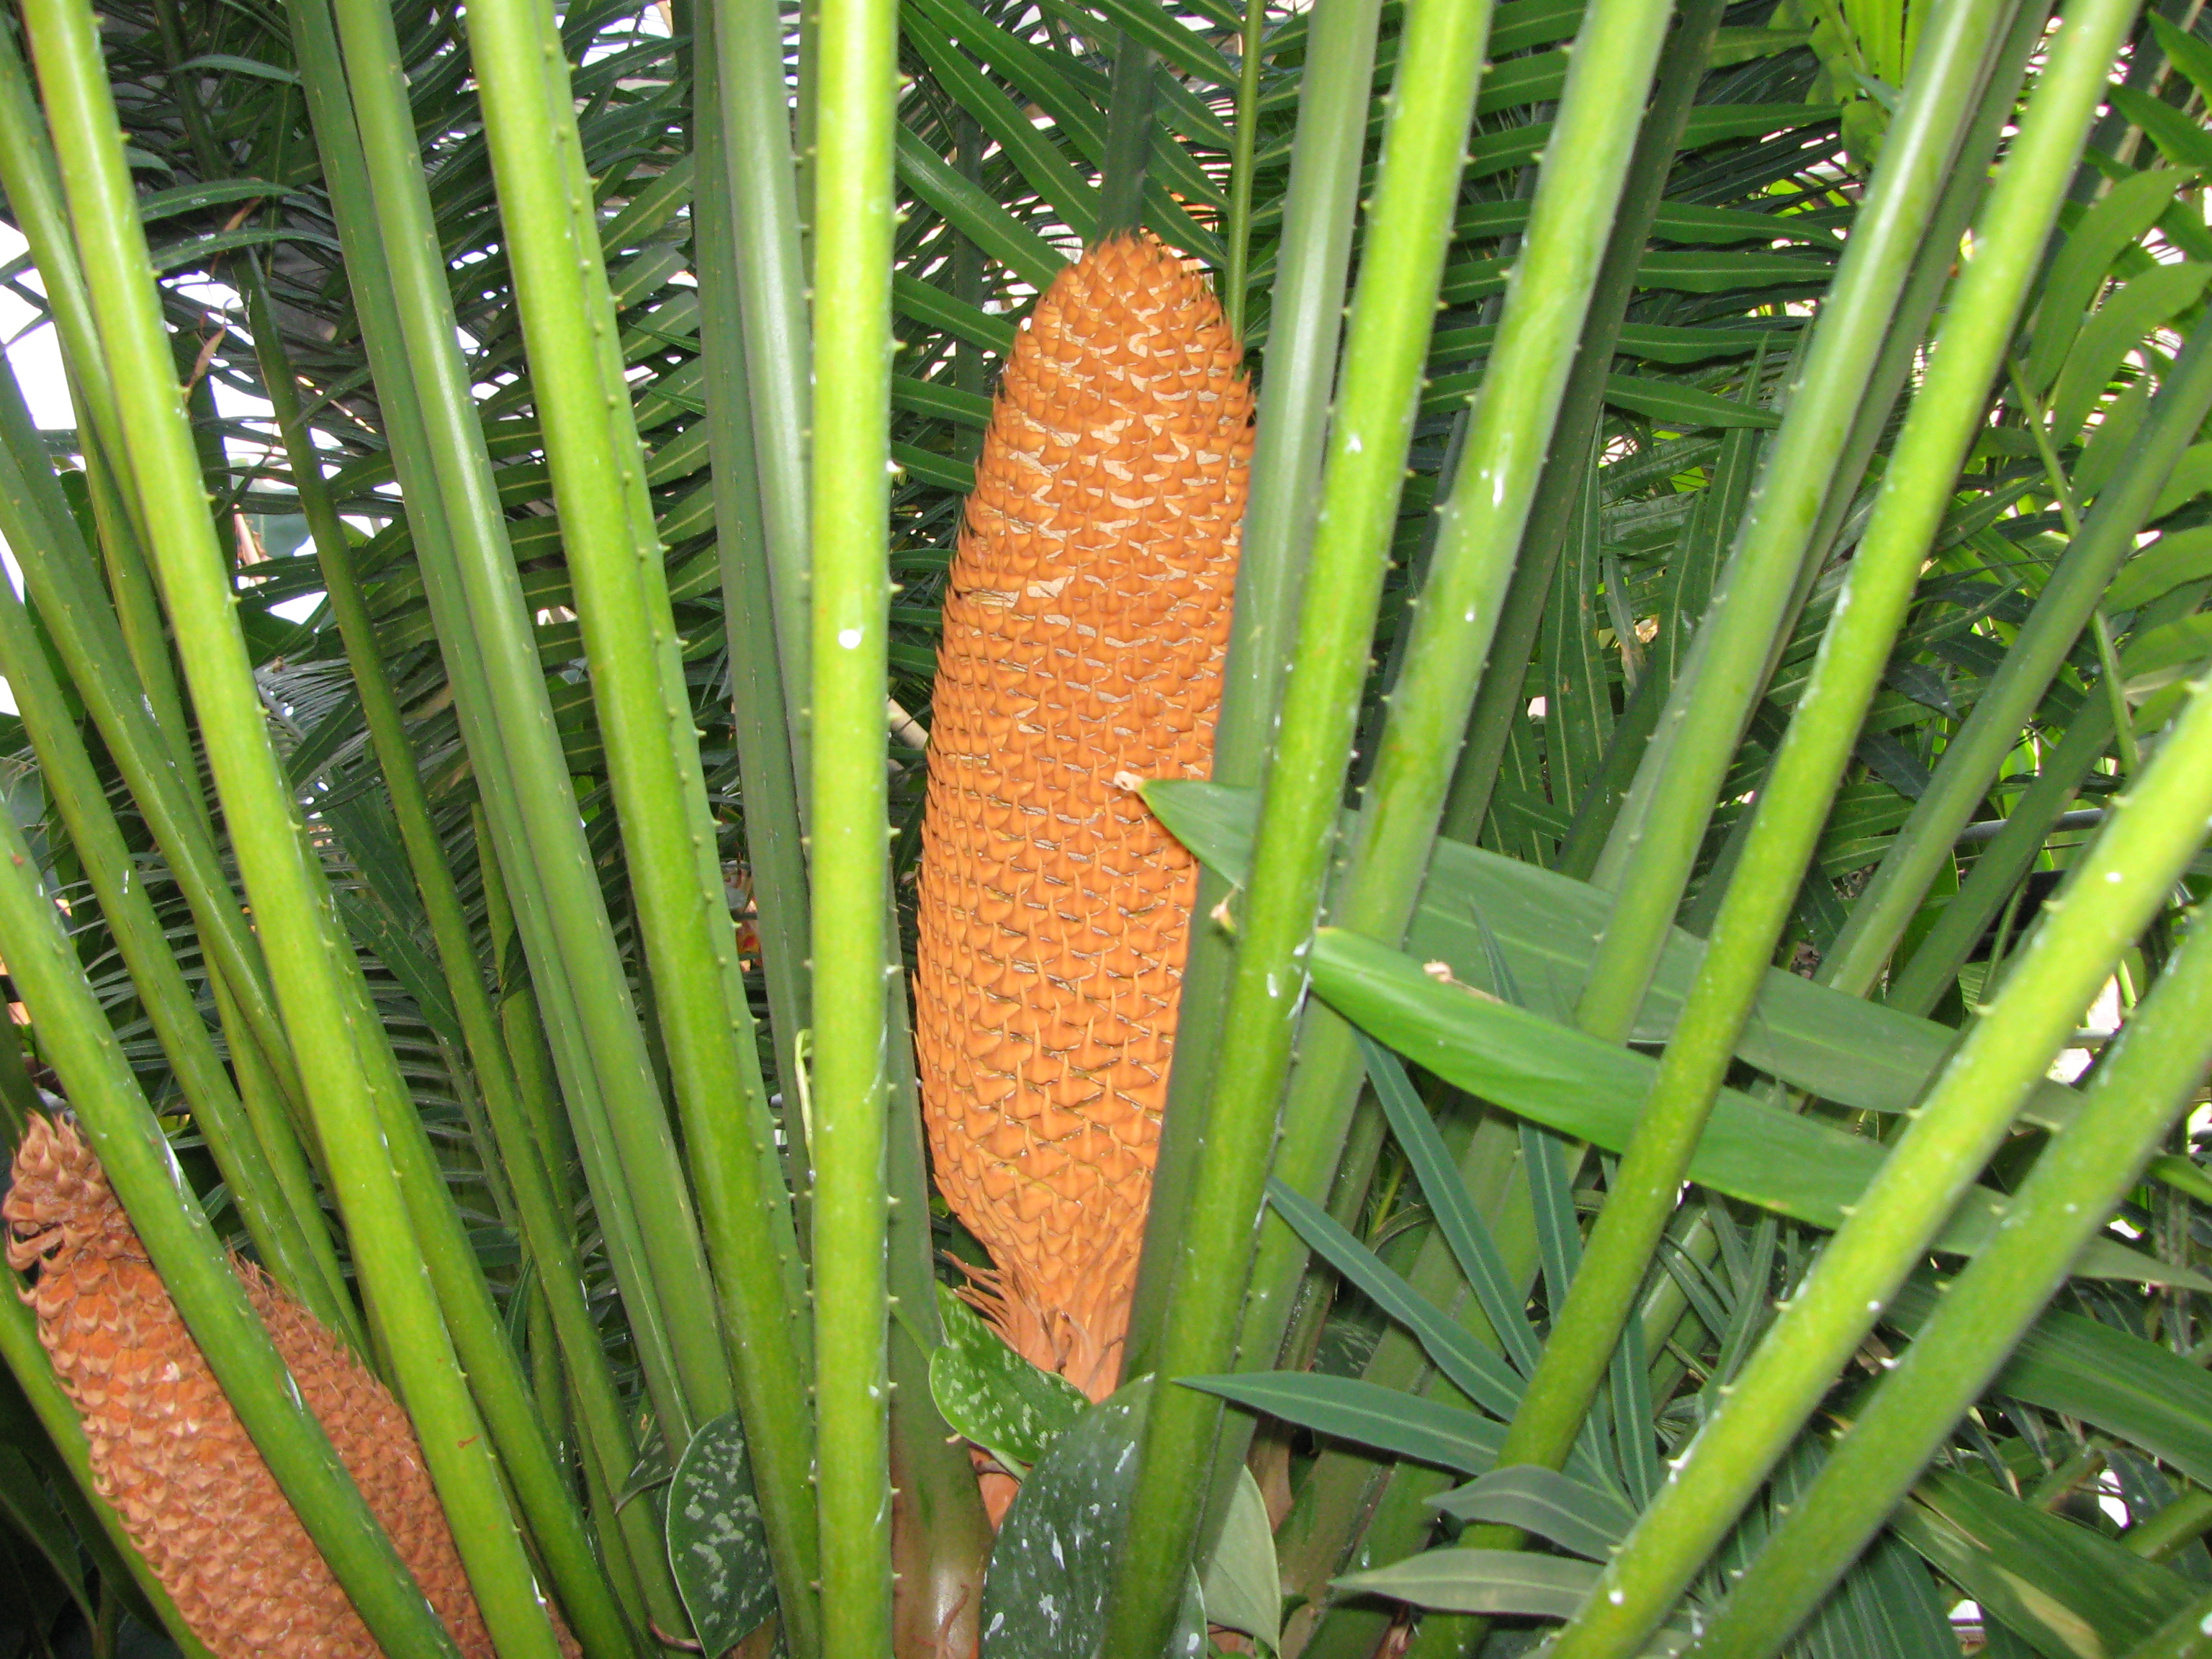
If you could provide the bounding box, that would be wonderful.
[2024,168,2185,392]
[1894,1471,2192,1657]
[1333,1550,1600,1618]
[666,1413,776,1656]
[1891,1279,2212,1489]
[1358,1033,1545,1376]
[2152,441,2212,520]
[2108,524,2212,611]
[2049,262,2212,439]
[1601,373,1782,428]
[1631,248,1838,292]
[2110,85,2212,176]
[1054,0,1238,86]
[1304,924,2195,1286]
[1148,780,2087,1133]
[894,127,1066,288]
[1428,1466,1637,1562]
[928,1285,1089,1471]
[1265,1177,1526,1420]
[1177,1372,1503,1476]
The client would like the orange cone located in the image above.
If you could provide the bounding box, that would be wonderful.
[914,233,1252,1400]
[4,1115,496,1658]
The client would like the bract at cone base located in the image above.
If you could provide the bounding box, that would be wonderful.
[5,1115,496,1659]
[914,233,1253,1401]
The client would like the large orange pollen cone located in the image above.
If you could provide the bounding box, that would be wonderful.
[914,233,1253,1401]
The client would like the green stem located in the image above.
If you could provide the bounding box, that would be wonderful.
[0,14,202,773]
[714,0,816,786]
[2008,359,2144,773]
[22,1,567,1649]
[477,824,688,1642]
[1437,0,1727,845]
[290,6,706,1518]
[882,935,993,1648]
[1125,0,1382,1378]
[0,357,308,1145]
[2126,1488,2212,1562]
[695,0,816,1169]
[1102,0,1494,1639]
[1689,893,2212,1656]
[1488,0,2109,1519]
[808,0,899,1639]
[0,801,457,1659]
[0,341,331,1256]
[1223,0,1268,336]
[467,3,820,1645]
[317,0,735,1444]
[1571,0,2026,1045]
[243,270,550,1246]
[0,466,351,1343]
[1226,0,1678,1516]
[1820,335,2212,999]
[1559,349,2203,1659]
[1560,677,2212,1658]
[1097,33,1159,238]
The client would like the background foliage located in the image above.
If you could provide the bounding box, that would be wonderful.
[0,0,2210,1655]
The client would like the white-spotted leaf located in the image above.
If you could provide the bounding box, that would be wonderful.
[666,1411,775,1655]
[981,1377,1205,1658]
[930,1282,1089,1470]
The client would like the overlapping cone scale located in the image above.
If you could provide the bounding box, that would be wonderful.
[4,1115,495,1658]
[915,233,1253,1400]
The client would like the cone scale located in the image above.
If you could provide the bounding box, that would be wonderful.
[915,233,1253,1399]
[4,1116,496,1658]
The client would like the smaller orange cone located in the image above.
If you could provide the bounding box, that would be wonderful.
[5,1115,496,1658]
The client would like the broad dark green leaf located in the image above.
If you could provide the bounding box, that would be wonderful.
[981,1378,1206,1658]
[1200,1470,1280,1650]
[666,1413,776,1657]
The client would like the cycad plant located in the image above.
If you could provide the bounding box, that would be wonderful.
[2,0,2212,1654]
